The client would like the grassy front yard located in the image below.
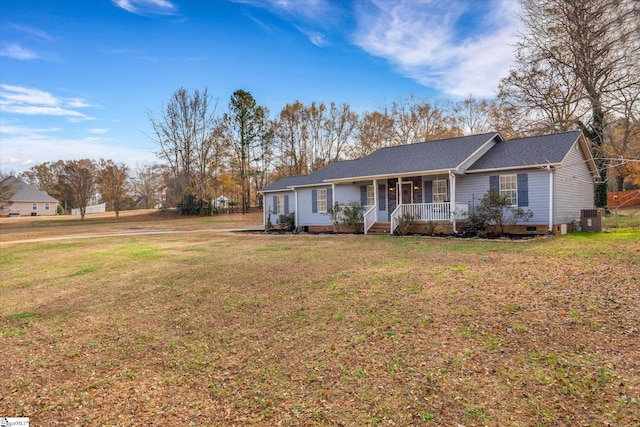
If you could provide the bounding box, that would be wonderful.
[1,214,638,425]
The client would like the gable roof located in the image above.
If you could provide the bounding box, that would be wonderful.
[347,132,500,179]
[260,130,595,192]
[466,130,584,172]
[1,176,59,203]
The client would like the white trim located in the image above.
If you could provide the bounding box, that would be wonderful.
[326,169,453,184]
[465,163,562,174]
[401,182,413,204]
[449,171,457,232]
[453,133,502,170]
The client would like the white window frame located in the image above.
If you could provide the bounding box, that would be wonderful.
[433,179,448,203]
[366,185,375,206]
[45,203,50,211]
[32,202,38,211]
[500,174,518,206]
[277,195,285,215]
[317,188,328,213]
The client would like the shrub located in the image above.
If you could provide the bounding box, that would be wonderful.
[394,212,417,236]
[467,190,533,236]
[326,202,364,233]
[277,211,295,231]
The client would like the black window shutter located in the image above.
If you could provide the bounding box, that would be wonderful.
[424,180,433,203]
[360,186,367,206]
[284,195,289,214]
[312,189,317,213]
[490,175,499,192]
[517,174,528,207]
[378,184,386,211]
[327,188,333,207]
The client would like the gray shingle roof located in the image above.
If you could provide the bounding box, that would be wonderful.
[260,160,364,192]
[260,131,586,192]
[351,132,499,177]
[467,130,582,171]
[261,132,499,191]
[1,176,59,202]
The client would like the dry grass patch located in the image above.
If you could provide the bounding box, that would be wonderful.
[1,229,639,426]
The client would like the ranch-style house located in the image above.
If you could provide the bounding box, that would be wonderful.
[260,130,599,235]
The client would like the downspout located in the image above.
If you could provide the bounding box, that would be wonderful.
[332,182,336,209]
[548,166,554,233]
[449,171,457,233]
[294,188,299,230]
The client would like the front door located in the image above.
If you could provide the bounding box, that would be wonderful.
[401,182,413,204]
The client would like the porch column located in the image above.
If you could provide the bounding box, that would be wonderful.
[373,178,378,209]
[449,171,457,233]
[397,176,402,206]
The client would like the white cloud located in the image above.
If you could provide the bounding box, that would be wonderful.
[112,0,178,15]
[0,43,39,60]
[0,121,156,173]
[233,0,333,47]
[352,0,521,98]
[0,84,95,121]
[9,24,54,42]
[88,128,110,134]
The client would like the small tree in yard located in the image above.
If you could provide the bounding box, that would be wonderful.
[467,190,533,237]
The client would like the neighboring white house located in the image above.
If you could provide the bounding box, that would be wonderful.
[0,176,59,217]
[260,131,599,235]
[213,195,229,209]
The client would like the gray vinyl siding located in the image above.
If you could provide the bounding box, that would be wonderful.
[334,184,361,207]
[297,187,333,226]
[555,142,595,223]
[264,190,294,226]
[456,169,551,224]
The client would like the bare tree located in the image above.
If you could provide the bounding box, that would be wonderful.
[504,0,640,207]
[324,102,358,163]
[453,95,496,135]
[147,87,222,213]
[130,163,165,209]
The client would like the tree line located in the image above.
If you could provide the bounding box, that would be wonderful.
[6,0,640,215]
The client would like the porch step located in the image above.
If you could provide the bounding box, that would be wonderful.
[367,222,392,235]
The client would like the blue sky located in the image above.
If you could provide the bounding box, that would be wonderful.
[0,0,521,174]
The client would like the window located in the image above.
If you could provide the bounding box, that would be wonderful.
[45,203,50,211]
[500,174,517,205]
[317,188,328,213]
[366,185,375,206]
[32,203,38,211]
[433,179,447,202]
[277,195,285,215]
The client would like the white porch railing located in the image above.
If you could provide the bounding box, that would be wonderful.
[363,205,376,235]
[390,202,451,234]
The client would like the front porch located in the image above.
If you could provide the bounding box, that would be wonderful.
[356,174,467,235]
[364,202,468,235]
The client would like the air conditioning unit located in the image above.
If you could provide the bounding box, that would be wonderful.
[580,209,603,232]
